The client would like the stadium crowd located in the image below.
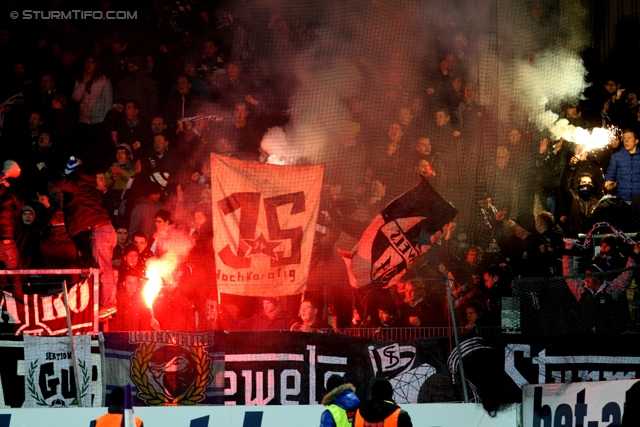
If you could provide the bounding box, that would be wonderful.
[1,0,640,333]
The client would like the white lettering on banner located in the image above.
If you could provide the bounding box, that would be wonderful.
[506,344,640,386]
[216,268,298,284]
[226,354,304,362]
[39,284,89,321]
[307,345,317,405]
[242,370,274,405]
[317,356,347,364]
[224,346,347,405]
[523,380,640,427]
[4,281,93,335]
[505,344,530,388]
[603,371,635,380]
[128,331,215,346]
[280,370,301,405]
[224,371,238,406]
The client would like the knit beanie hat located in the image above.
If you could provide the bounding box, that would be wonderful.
[65,156,80,175]
[326,374,345,392]
[262,297,279,306]
[22,205,36,219]
[371,378,394,401]
[150,171,170,189]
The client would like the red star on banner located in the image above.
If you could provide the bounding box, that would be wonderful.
[242,233,282,260]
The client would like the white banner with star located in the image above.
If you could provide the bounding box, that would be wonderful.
[211,154,324,296]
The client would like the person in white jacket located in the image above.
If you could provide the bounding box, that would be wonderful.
[72,56,113,124]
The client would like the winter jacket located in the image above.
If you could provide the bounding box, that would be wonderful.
[605,149,640,201]
[72,76,113,124]
[320,384,361,427]
[45,168,112,237]
[583,195,634,232]
[355,398,412,427]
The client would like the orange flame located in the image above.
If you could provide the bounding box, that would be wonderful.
[142,255,178,309]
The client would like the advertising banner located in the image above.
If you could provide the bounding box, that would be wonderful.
[523,380,640,427]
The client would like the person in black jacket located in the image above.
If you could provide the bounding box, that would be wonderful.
[40,156,118,318]
[354,378,412,427]
[584,181,634,232]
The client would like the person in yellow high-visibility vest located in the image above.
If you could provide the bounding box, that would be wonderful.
[354,378,412,427]
[320,374,360,427]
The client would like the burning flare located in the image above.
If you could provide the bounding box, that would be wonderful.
[142,229,195,312]
[549,119,617,152]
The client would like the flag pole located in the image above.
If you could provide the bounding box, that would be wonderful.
[446,275,469,403]
[62,280,84,407]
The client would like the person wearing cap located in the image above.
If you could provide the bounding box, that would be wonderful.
[376,299,400,328]
[232,297,296,331]
[105,143,135,191]
[354,378,412,427]
[115,56,158,120]
[118,244,145,281]
[558,171,600,237]
[39,156,118,319]
[320,374,360,427]
[563,239,639,333]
